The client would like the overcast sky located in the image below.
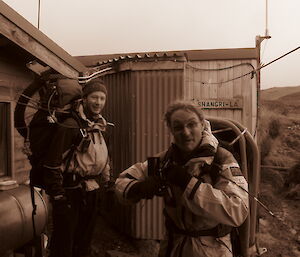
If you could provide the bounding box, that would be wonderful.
[2,0,300,89]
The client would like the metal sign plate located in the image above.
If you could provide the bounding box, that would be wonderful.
[191,98,243,109]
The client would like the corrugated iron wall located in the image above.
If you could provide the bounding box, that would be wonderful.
[131,70,183,239]
[133,70,184,161]
[103,68,184,177]
[100,71,135,235]
[102,68,184,239]
[102,71,134,178]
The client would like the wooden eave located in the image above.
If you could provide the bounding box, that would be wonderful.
[0,0,87,78]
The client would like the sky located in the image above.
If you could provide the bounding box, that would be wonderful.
[2,0,300,89]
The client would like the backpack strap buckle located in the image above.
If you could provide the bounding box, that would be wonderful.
[80,128,88,138]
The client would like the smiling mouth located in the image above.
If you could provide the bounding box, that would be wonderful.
[183,139,193,144]
[91,107,102,113]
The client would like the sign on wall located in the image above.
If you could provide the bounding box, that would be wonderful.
[191,98,243,109]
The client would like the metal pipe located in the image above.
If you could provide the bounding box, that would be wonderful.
[208,117,250,257]
[208,117,248,179]
[229,119,260,247]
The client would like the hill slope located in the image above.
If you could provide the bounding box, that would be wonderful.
[278,91,300,106]
[261,85,300,101]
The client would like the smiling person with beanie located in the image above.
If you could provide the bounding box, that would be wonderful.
[43,78,112,257]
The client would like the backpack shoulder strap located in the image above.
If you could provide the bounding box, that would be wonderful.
[63,111,86,173]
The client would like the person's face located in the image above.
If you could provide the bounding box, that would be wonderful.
[83,91,106,116]
[169,109,204,153]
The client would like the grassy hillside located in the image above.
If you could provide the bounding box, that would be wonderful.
[257,86,300,257]
[278,91,300,106]
[261,86,300,120]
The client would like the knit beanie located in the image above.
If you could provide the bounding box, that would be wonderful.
[82,79,107,97]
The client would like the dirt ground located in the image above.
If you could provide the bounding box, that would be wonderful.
[90,214,159,257]
[257,194,300,257]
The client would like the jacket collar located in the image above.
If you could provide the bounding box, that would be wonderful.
[170,143,217,166]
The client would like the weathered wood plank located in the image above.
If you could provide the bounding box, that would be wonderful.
[183,58,258,131]
[232,60,243,123]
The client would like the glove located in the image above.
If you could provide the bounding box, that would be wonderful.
[127,176,164,201]
[164,164,192,190]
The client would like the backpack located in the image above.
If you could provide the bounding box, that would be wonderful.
[28,109,84,189]
[15,75,83,189]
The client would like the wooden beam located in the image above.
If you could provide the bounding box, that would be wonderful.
[0,14,79,78]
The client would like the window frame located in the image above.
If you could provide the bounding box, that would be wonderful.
[0,100,13,178]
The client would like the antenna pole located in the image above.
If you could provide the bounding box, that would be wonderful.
[37,0,41,29]
[265,0,269,37]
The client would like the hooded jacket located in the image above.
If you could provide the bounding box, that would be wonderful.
[43,104,111,196]
[115,121,248,257]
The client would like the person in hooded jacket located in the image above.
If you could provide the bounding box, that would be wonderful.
[43,79,112,257]
[115,100,249,257]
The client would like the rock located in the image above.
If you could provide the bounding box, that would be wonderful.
[259,218,269,227]
[290,228,297,235]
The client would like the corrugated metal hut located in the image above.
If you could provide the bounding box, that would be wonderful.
[77,48,260,243]
[0,0,86,183]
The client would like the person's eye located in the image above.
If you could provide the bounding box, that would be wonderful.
[173,126,182,131]
[188,122,198,129]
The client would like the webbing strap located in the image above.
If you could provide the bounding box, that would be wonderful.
[188,179,202,200]
[30,185,37,238]
[30,185,43,257]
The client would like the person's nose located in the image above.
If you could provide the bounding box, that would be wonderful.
[182,126,191,136]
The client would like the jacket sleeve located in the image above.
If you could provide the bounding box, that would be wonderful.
[182,150,249,227]
[114,161,149,204]
[43,123,78,196]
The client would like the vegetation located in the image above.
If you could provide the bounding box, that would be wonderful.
[257,86,300,257]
